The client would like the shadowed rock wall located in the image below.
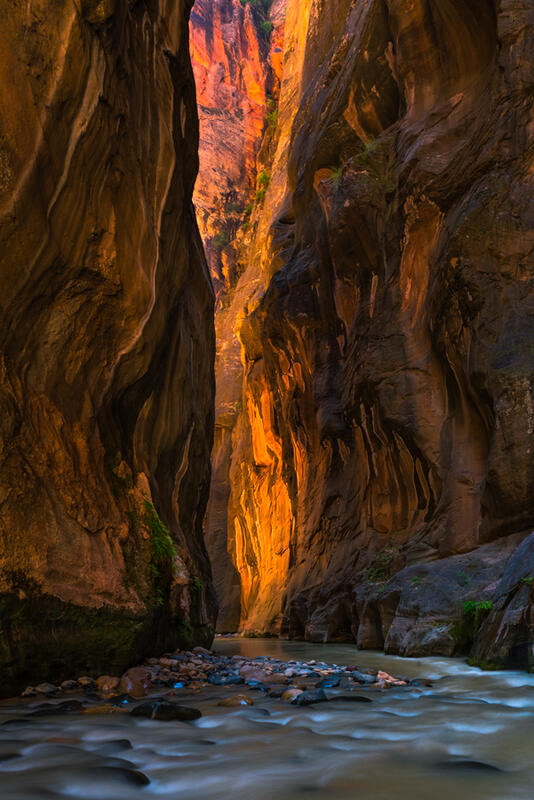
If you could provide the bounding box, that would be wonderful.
[216,0,534,668]
[0,0,216,694]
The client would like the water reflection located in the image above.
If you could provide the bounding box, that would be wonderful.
[1,638,534,800]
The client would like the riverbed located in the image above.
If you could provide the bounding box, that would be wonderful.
[1,638,533,800]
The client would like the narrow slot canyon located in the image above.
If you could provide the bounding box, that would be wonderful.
[0,1,534,798]
[192,0,534,669]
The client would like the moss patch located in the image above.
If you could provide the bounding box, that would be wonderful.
[0,588,213,698]
[451,601,493,654]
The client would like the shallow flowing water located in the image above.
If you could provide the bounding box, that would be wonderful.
[2,638,534,800]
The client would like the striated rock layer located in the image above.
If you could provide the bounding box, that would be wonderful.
[212,0,534,668]
[191,0,286,631]
[0,0,216,695]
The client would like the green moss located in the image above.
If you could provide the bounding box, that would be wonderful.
[0,586,213,698]
[190,576,203,592]
[466,658,501,671]
[521,576,534,587]
[143,501,176,563]
[463,600,493,615]
[452,600,493,654]
[367,551,393,583]
[142,500,177,609]
[457,570,470,587]
[212,231,231,251]
[328,166,343,190]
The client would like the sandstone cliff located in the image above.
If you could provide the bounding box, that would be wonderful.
[191,0,286,631]
[0,0,216,694]
[207,0,534,668]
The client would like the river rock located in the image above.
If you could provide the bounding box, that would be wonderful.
[240,666,269,683]
[350,671,377,685]
[34,683,59,696]
[376,671,407,687]
[281,689,303,703]
[292,689,328,706]
[96,676,120,694]
[218,695,254,707]
[119,668,151,698]
[60,680,80,693]
[315,677,340,688]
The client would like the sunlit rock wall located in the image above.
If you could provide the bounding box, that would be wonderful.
[225,0,534,667]
[0,0,216,694]
[191,0,286,631]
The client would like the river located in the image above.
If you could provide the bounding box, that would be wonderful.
[1,638,533,800]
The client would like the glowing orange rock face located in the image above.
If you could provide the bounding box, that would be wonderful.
[191,0,287,632]
[204,0,534,668]
[191,0,283,293]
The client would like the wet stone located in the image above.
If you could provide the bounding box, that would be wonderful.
[218,695,254,707]
[30,700,86,716]
[60,680,80,693]
[292,689,328,706]
[281,689,303,703]
[350,671,377,685]
[315,677,340,688]
[34,683,59,696]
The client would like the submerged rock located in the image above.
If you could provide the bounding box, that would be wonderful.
[218,695,254,707]
[292,690,328,707]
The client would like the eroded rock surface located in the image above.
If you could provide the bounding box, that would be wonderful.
[203,0,534,667]
[0,0,216,694]
[191,0,286,631]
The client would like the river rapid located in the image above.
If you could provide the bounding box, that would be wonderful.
[1,637,534,800]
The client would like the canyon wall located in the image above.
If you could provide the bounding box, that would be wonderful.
[191,0,286,631]
[202,0,534,668]
[0,0,216,694]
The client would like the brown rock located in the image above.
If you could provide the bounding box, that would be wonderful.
[119,668,152,699]
[218,695,254,707]
[60,681,81,693]
[268,673,289,683]
[96,676,120,695]
[0,0,216,696]
[281,689,303,703]
[239,666,270,683]
[159,658,181,669]
[35,683,59,696]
